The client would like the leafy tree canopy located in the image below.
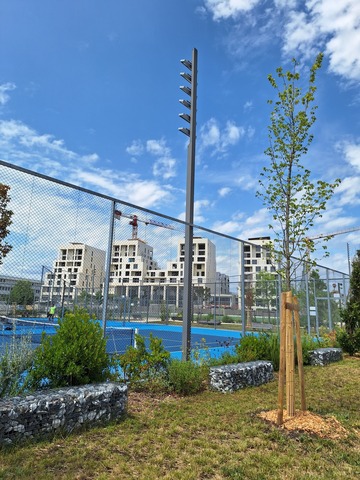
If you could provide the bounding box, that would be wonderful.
[257,54,341,290]
[0,184,13,266]
[9,280,34,306]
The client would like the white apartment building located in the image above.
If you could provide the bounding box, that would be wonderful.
[239,237,277,318]
[41,242,106,304]
[109,236,217,308]
[240,236,276,283]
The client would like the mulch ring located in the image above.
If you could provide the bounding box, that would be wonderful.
[258,410,350,440]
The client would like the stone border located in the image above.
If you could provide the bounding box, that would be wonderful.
[209,360,274,393]
[309,348,343,366]
[0,382,127,445]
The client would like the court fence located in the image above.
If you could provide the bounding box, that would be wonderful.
[0,160,350,357]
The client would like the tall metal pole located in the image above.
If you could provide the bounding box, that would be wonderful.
[326,268,332,331]
[102,200,116,336]
[241,242,246,337]
[305,270,311,334]
[180,48,198,360]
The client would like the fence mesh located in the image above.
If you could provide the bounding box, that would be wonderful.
[0,161,350,356]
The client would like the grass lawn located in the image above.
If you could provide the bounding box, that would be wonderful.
[0,357,359,479]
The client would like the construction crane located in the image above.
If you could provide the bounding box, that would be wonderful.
[114,210,175,239]
[305,225,360,243]
[304,225,360,254]
[303,225,360,274]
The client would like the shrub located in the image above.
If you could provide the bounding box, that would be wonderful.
[0,334,34,397]
[168,359,208,395]
[118,333,170,386]
[337,328,360,356]
[235,333,271,363]
[27,307,110,389]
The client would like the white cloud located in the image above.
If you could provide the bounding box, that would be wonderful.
[199,118,245,156]
[0,120,77,160]
[237,208,272,239]
[282,10,319,58]
[0,83,16,106]
[243,100,253,110]
[126,140,144,156]
[200,118,221,148]
[0,119,173,209]
[283,0,360,81]
[72,169,171,208]
[204,0,262,20]
[203,0,360,83]
[126,138,177,179]
[152,157,177,179]
[218,187,231,197]
[178,199,212,223]
[342,141,360,171]
[335,176,360,206]
[146,139,168,156]
[211,219,241,234]
[145,139,177,180]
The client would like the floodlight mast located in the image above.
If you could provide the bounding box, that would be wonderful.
[179,48,198,361]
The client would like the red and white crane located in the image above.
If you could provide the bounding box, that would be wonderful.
[114,210,175,239]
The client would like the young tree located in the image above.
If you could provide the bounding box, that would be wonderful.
[255,271,277,323]
[0,184,13,265]
[257,54,340,291]
[9,280,34,306]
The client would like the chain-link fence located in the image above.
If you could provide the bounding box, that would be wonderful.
[0,160,349,356]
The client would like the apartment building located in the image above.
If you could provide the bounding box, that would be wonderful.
[240,237,276,283]
[109,236,217,308]
[239,237,277,318]
[41,242,106,304]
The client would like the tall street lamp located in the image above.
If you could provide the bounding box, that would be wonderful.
[179,48,198,360]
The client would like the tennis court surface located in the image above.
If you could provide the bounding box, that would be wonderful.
[0,317,242,358]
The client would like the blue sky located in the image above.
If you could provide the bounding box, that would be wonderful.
[0,0,360,275]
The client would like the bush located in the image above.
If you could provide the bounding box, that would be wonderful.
[233,333,331,371]
[168,359,208,396]
[27,307,110,389]
[235,333,273,363]
[0,334,34,397]
[118,333,170,386]
[337,328,360,356]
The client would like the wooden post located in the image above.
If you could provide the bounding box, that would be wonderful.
[293,296,306,412]
[286,291,295,417]
[277,292,287,425]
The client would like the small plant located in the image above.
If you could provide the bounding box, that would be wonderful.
[167,359,208,395]
[0,334,34,397]
[27,307,110,389]
[118,333,170,386]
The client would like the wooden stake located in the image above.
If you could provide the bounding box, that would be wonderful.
[293,296,306,412]
[277,292,287,425]
[286,291,295,417]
